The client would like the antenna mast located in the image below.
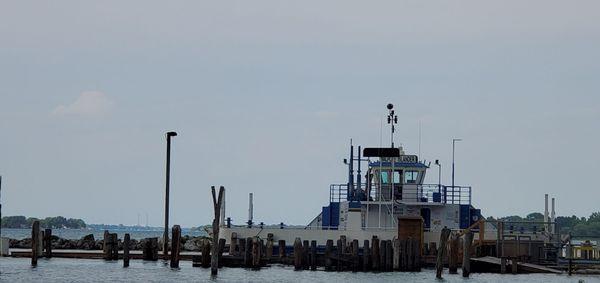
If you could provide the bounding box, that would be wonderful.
[387,103,397,148]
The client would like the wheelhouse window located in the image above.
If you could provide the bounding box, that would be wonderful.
[404,171,419,184]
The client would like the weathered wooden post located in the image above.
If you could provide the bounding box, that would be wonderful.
[229,232,238,256]
[31,220,40,266]
[111,233,119,260]
[448,233,459,274]
[363,240,371,272]
[103,230,110,260]
[170,225,181,268]
[511,258,518,274]
[151,237,159,260]
[278,240,286,259]
[351,239,359,272]
[266,234,274,260]
[462,232,473,277]
[407,238,414,271]
[44,228,52,258]
[201,239,211,268]
[436,228,451,279]
[386,240,393,271]
[294,237,302,271]
[393,239,400,271]
[211,186,225,275]
[325,239,333,271]
[218,238,226,268]
[244,237,252,267]
[252,237,261,269]
[400,239,407,271]
[239,237,246,258]
[123,233,130,267]
[413,238,421,271]
[372,237,380,270]
[500,257,507,274]
[302,240,310,270]
[310,240,317,271]
[337,239,343,271]
[379,239,386,271]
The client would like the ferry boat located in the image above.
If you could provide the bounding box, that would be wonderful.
[219,104,556,258]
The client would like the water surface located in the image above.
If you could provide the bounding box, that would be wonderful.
[1,257,598,283]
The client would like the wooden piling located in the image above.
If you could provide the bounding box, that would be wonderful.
[511,258,518,274]
[449,233,459,274]
[407,238,415,271]
[142,237,159,261]
[170,225,181,268]
[266,234,274,259]
[462,232,473,277]
[310,240,317,271]
[385,240,393,271]
[31,220,39,266]
[218,238,226,268]
[500,257,507,274]
[436,228,451,279]
[252,237,261,269]
[400,239,408,271]
[103,230,110,260]
[201,240,211,268]
[293,237,302,271]
[325,239,333,271]
[413,238,421,271]
[362,240,370,272]
[302,240,309,270]
[351,239,359,272]
[239,238,246,258]
[379,240,387,271]
[111,233,119,260]
[229,232,238,256]
[44,228,52,258]
[393,239,400,271]
[244,237,252,267]
[340,235,347,253]
[210,186,225,275]
[278,240,286,259]
[337,239,343,271]
[372,237,380,271]
[123,233,130,267]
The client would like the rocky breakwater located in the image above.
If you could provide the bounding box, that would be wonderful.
[9,234,210,251]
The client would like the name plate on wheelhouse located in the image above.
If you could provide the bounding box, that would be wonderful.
[398,155,418,163]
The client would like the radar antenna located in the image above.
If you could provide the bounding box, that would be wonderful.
[386,103,398,148]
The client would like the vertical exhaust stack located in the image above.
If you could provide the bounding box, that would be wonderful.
[544,194,549,233]
[247,193,253,228]
[551,197,556,234]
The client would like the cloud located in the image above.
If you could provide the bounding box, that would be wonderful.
[52,91,114,117]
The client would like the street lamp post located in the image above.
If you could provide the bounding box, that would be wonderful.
[163,131,177,258]
[435,159,441,193]
[452,138,462,203]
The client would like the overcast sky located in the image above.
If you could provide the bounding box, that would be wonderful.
[1,1,599,227]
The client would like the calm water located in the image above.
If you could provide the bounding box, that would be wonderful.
[1,228,207,240]
[1,257,598,283]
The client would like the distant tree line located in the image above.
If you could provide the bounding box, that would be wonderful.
[1,216,86,229]
[487,211,600,237]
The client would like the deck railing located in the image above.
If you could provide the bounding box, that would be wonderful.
[329,183,471,205]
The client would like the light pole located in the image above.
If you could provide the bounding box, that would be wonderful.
[452,138,462,203]
[435,160,441,191]
[163,131,177,258]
